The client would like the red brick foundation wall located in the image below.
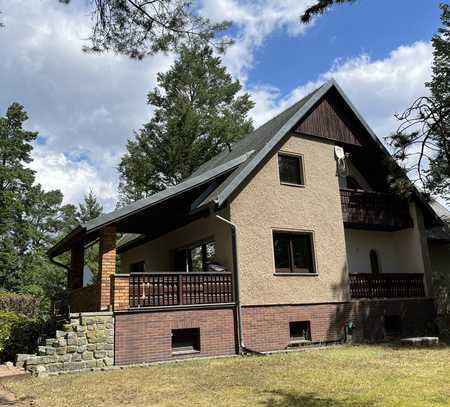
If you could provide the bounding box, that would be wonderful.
[113,299,434,365]
[114,307,237,365]
[242,298,435,353]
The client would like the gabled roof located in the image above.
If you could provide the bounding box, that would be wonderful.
[49,79,442,257]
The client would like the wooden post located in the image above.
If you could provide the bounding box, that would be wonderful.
[69,243,84,290]
[98,225,116,311]
[178,274,183,306]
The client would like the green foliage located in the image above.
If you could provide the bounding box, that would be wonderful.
[60,0,232,60]
[0,311,41,362]
[0,102,82,310]
[118,41,254,203]
[0,291,41,317]
[78,190,103,224]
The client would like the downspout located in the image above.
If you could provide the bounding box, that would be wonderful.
[49,256,70,271]
[215,213,246,353]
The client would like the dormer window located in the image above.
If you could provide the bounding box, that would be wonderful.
[278,153,305,186]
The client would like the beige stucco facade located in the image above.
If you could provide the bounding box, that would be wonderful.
[229,133,350,306]
[120,209,233,273]
[119,132,436,305]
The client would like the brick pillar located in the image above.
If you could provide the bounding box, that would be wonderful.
[98,226,116,310]
[69,243,84,290]
[111,274,130,310]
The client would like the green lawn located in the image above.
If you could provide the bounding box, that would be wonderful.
[4,345,450,407]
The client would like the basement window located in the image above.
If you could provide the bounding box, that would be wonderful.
[171,328,200,355]
[384,315,402,337]
[289,321,311,343]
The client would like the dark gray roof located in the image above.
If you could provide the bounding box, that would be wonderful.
[82,150,253,233]
[49,78,444,257]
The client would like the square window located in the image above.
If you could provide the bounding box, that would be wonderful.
[278,154,304,185]
[289,321,311,342]
[273,232,315,274]
[384,315,402,336]
[171,328,200,354]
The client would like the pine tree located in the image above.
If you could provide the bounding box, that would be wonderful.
[78,190,103,224]
[388,4,449,200]
[118,41,254,204]
[0,103,38,290]
[0,103,76,297]
[60,0,231,59]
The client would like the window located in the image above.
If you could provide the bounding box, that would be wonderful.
[289,321,311,342]
[278,153,304,186]
[174,240,216,272]
[273,232,315,274]
[370,249,380,274]
[171,328,200,354]
[384,315,402,337]
[130,261,145,273]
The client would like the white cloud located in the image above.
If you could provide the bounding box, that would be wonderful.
[0,0,174,210]
[200,0,315,80]
[30,147,118,210]
[248,41,433,143]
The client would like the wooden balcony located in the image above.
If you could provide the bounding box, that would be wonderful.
[349,273,426,299]
[112,272,234,310]
[340,189,413,230]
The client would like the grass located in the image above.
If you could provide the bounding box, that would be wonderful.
[4,345,450,407]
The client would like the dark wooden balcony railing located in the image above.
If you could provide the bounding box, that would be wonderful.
[340,189,412,230]
[129,272,233,308]
[349,273,425,299]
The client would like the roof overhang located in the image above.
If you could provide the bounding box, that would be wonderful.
[48,151,253,259]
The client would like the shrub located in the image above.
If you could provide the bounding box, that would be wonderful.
[0,291,41,317]
[0,311,43,362]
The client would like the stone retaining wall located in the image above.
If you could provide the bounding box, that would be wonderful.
[16,312,114,376]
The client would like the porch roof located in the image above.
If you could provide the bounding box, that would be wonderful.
[48,151,253,257]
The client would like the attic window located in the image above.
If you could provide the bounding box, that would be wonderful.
[278,153,305,186]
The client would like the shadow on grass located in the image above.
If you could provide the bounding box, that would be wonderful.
[261,390,376,407]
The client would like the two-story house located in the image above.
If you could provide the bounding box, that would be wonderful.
[48,80,440,366]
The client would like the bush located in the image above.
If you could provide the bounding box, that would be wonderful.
[0,291,41,317]
[0,311,43,362]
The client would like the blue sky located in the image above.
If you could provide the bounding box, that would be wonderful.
[0,0,442,209]
[250,0,441,94]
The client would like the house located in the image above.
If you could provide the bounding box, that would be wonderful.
[48,79,444,366]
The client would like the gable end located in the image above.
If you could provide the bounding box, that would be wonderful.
[294,93,365,146]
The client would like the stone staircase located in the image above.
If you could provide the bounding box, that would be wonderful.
[16,312,114,376]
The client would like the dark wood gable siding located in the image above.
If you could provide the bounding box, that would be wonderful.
[294,94,365,146]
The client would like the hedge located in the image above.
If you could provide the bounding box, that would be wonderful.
[0,291,41,317]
